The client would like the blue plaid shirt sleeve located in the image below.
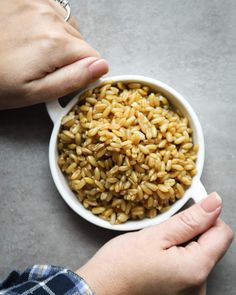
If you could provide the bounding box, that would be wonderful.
[0,265,95,295]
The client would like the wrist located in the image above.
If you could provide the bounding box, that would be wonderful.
[76,259,133,295]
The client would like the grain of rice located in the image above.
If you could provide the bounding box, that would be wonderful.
[75,133,81,145]
[193,144,199,152]
[175,136,186,145]
[166,132,173,142]
[182,143,193,150]
[131,206,145,216]
[176,183,185,197]
[172,164,184,171]
[160,206,171,213]
[158,184,170,192]
[190,168,197,176]
[103,208,113,218]
[84,177,94,185]
[128,83,142,89]
[137,185,144,199]
[150,174,158,181]
[92,207,106,214]
[110,213,116,225]
[157,171,167,178]
[81,147,92,155]
[181,176,192,186]
[184,164,194,170]
[107,177,119,184]
[112,198,122,207]
[87,127,99,137]
[60,134,73,143]
[75,179,86,190]
[147,197,154,207]
[87,156,97,167]
[145,182,158,191]
[94,180,105,191]
[146,208,157,218]
[140,183,153,195]
[158,140,167,149]
[94,167,101,180]
[164,178,175,186]
[160,123,169,133]
[139,145,150,155]
[117,213,129,223]
[71,169,81,180]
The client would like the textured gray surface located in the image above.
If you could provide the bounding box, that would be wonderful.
[0,0,235,294]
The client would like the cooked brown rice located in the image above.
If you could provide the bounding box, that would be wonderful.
[57,81,198,224]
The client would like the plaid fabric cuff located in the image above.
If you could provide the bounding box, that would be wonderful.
[0,265,95,295]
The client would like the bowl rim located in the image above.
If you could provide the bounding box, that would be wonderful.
[48,75,206,231]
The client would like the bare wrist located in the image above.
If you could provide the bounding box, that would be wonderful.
[76,260,132,295]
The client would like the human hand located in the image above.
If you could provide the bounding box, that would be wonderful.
[77,193,234,295]
[0,0,108,109]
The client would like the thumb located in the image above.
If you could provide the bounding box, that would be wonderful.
[30,57,109,102]
[156,192,222,249]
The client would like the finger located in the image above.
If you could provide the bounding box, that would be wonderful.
[181,219,234,282]
[154,192,222,249]
[29,57,109,102]
[196,219,234,267]
[43,36,101,71]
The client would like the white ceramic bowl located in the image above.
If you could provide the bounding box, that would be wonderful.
[46,75,207,231]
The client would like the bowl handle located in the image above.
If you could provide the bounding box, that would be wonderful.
[191,179,207,203]
[46,100,65,124]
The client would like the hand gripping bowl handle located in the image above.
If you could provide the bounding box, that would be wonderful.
[46,75,207,231]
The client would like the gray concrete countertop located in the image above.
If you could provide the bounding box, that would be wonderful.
[0,0,235,294]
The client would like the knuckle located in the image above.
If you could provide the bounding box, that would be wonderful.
[218,220,234,244]
[178,210,201,232]
[35,2,56,17]
[224,224,234,243]
[42,31,66,51]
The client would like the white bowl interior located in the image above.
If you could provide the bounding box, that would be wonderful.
[49,75,205,231]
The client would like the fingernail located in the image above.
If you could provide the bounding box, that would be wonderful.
[200,192,222,212]
[88,59,109,79]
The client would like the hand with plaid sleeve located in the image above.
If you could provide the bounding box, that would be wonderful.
[0,194,233,295]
